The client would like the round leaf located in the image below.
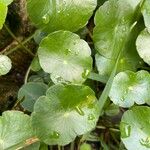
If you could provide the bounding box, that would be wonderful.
[0,55,12,76]
[0,3,7,30]
[27,0,97,33]
[120,106,150,150]
[109,70,150,107]
[0,111,35,150]
[32,84,99,145]
[18,82,48,112]
[38,31,92,84]
[136,29,150,65]
[142,0,150,33]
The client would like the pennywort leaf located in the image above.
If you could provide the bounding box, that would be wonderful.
[0,111,36,150]
[0,3,7,30]
[38,31,92,84]
[27,0,97,33]
[120,106,150,150]
[0,55,12,76]
[136,28,150,65]
[109,70,150,107]
[32,84,99,145]
[18,82,48,112]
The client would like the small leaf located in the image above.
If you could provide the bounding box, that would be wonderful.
[18,82,48,112]
[104,103,120,116]
[0,0,13,6]
[31,84,99,145]
[109,70,150,107]
[38,31,92,84]
[0,111,35,150]
[120,106,150,150]
[0,55,12,76]
[0,3,7,30]
[30,56,41,72]
[80,143,92,150]
[93,0,142,78]
[27,0,97,33]
[142,0,150,33]
[136,28,150,65]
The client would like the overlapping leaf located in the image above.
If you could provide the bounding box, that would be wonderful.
[27,0,97,33]
[38,31,92,84]
[109,70,150,107]
[120,106,150,150]
[32,84,99,145]
[0,111,36,150]
[136,28,150,65]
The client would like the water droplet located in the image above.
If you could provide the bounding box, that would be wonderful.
[58,10,61,13]
[65,49,71,55]
[51,74,64,84]
[122,27,126,32]
[50,131,60,139]
[75,106,84,116]
[120,97,125,101]
[75,51,79,55]
[63,60,68,65]
[42,13,50,24]
[121,18,125,24]
[120,122,131,138]
[88,114,95,120]
[106,11,110,15]
[63,0,66,5]
[67,13,69,16]
[82,69,90,78]
[140,137,150,148]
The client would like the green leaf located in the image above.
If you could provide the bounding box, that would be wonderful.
[109,70,150,107]
[0,3,7,30]
[0,55,12,76]
[142,0,150,33]
[136,28,150,65]
[30,56,41,72]
[80,143,92,150]
[93,0,140,58]
[104,103,120,116]
[32,84,99,145]
[38,31,92,84]
[18,82,48,112]
[0,0,13,6]
[22,142,40,150]
[120,106,150,150]
[93,0,142,78]
[27,0,97,33]
[0,111,35,150]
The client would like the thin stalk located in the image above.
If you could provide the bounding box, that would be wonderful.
[4,24,35,56]
[4,33,35,55]
[24,66,31,84]
[58,145,61,150]
[70,141,75,150]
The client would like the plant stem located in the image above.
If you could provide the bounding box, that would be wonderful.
[24,66,31,84]
[70,141,75,150]
[58,145,61,150]
[4,33,35,55]
[4,24,35,56]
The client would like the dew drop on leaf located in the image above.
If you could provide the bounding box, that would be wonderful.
[88,114,95,120]
[42,13,50,24]
[51,131,60,139]
[120,122,131,138]
[75,106,85,116]
[65,49,71,55]
[82,69,90,78]
[140,137,150,148]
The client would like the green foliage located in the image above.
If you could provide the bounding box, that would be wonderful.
[0,111,35,150]
[27,0,97,33]
[32,84,99,145]
[109,70,150,107]
[120,106,150,150]
[18,82,48,112]
[136,28,150,65]
[0,0,150,149]
[0,55,12,76]
[38,31,92,84]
